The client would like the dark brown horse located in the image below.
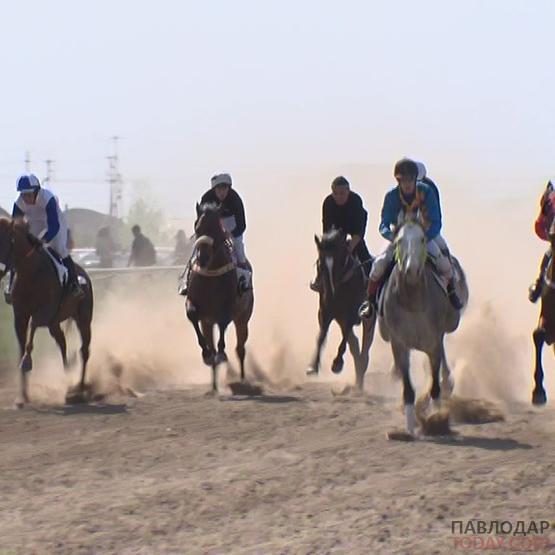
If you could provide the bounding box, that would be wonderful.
[307,229,376,390]
[532,217,555,405]
[185,203,254,393]
[0,218,93,407]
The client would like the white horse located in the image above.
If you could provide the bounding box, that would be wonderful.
[379,220,468,435]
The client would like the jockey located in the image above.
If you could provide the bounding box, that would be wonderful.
[310,176,372,291]
[5,174,83,302]
[529,181,555,303]
[178,172,249,296]
[359,158,463,318]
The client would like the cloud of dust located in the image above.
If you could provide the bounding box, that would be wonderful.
[13,163,555,407]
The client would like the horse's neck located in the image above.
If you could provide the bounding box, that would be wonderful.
[12,238,44,276]
[208,237,233,268]
[391,265,428,311]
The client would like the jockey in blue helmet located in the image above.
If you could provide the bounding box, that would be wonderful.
[4,174,84,302]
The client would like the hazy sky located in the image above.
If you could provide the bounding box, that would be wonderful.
[1,0,553,217]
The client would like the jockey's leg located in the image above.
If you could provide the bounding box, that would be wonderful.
[63,256,84,299]
[428,240,463,310]
[3,271,14,305]
[178,251,196,296]
[359,243,394,318]
[233,235,251,292]
[529,249,551,303]
[353,240,373,278]
[434,234,450,257]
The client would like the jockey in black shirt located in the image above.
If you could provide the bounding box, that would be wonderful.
[310,176,372,291]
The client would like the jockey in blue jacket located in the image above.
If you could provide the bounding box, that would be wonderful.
[5,174,83,302]
[359,158,463,318]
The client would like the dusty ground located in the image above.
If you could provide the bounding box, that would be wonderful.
[1,378,554,555]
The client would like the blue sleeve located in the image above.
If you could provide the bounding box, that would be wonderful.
[424,188,442,240]
[379,192,397,241]
[42,197,60,242]
[12,203,24,218]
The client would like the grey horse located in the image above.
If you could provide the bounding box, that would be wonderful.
[307,229,376,390]
[379,220,469,435]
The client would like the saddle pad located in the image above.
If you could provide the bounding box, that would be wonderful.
[45,248,68,287]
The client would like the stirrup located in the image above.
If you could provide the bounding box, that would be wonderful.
[358,300,375,319]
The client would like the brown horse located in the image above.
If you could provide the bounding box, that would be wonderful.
[532,217,555,405]
[185,203,254,393]
[307,229,377,390]
[0,218,93,407]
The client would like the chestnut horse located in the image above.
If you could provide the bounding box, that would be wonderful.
[532,216,555,405]
[185,203,254,392]
[0,219,93,406]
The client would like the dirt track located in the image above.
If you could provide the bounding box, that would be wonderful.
[1,380,554,554]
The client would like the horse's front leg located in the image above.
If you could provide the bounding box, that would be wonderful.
[14,314,31,407]
[532,327,547,405]
[215,321,230,365]
[307,310,332,376]
[186,302,214,364]
[357,312,377,391]
[439,337,454,398]
[332,321,352,374]
[392,340,416,435]
[201,320,218,392]
[427,344,442,410]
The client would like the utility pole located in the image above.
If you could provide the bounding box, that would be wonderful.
[44,159,54,185]
[107,136,123,219]
[24,151,31,172]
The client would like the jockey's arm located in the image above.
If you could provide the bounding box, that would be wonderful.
[12,202,24,220]
[41,197,61,243]
[379,191,397,242]
[423,188,441,241]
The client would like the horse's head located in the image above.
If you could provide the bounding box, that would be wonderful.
[314,229,350,295]
[0,218,15,277]
[194,202,226,268]
[394,219,427,285]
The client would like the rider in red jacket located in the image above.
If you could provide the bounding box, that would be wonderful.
[529,181,555,303]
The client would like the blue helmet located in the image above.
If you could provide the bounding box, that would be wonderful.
[17,174,41,193]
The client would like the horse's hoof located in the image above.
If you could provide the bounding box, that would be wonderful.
[441,376,455,397]
[306,367,319,377]
[204,389,218,398]
[386,430,416,442]
[65,384,91,405]
[20,356,32,373]
[331,359,344,374]
[532,389,547,406]
[215,352,228,365]
[14,399,25,410]
[202,352,215,366]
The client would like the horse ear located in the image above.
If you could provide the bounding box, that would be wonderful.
[314,235,321,249]
[195,203,201,217]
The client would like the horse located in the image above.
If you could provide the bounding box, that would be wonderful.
[532,217,555,406]
[185,203,254,393]
[0,218,94,407]
[307,229,376,390]
[379,219,468,435]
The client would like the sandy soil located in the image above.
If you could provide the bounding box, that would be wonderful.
[1,378,554,555]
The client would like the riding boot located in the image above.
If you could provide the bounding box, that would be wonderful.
[447,278,464,310]
[3,271,14,305]
[178,262,192,296]
[529,252,551,303]
[63,256,85,300]
[359,278,380,319]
